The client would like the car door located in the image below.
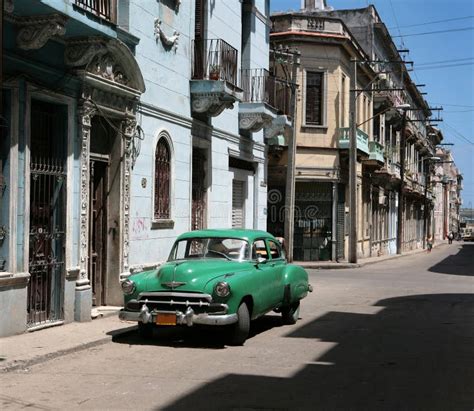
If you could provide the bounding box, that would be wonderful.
[266,238,287,304]
[251,238,282,314]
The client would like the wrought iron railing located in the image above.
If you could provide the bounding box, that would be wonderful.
[192,38,240,88]
[268,77,292,117]
[74,0,116,23]
[241,68,292,117]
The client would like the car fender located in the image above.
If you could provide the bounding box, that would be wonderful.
[282,264,310,304]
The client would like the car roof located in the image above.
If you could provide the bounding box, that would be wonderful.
[176,229,277,243]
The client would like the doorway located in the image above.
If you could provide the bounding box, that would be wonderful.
[89,158,108,306]
[27,99,67,326]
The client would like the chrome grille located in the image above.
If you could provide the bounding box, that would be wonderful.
[129,292,214,314]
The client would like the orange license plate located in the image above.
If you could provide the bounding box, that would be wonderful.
[156,313,176,326]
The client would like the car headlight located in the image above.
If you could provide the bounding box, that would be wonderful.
[214,281,231,297]
[121,279,136,295]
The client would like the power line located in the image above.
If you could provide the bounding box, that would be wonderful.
[443,122,474,145]
[432,103,474,108]
[392,27,474,38]
[416,57,474,66]
[444,109,474,113]
[415,62,474,71]
[388,15,474,30]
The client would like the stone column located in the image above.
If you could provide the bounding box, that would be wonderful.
[75,99,96,321]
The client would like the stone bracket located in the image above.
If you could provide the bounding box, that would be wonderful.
[264,114,292,140]
[239,112,274,133]
[16,14,67,50]
[192,93,236,117]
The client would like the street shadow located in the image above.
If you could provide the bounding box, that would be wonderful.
[160,293,474,410]
[110,313,285,349]
[428,243,474,276]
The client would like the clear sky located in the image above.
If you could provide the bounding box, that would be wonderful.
[271,0,474,208]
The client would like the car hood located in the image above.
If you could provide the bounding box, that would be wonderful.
[149,259,251,292]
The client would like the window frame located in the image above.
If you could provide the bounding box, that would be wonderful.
[152,130,174,229]
[303,69,327,128]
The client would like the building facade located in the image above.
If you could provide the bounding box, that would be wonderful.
[0,0,282,337]
[432,147,463,241]
[268,9,377,262]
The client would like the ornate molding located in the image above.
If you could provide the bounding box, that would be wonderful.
[65,38,146,93]
[154,19,180,51]
[65,39,108,67]
[4,0,14,13]
[239,112,274,133]
[192,93,235,117]
[82,86,137,116]
[77,100,97,284]
[121,119,136,273]
[16,14,67,50]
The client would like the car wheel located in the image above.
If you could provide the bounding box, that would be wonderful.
[281,301,300,325]
[228,302,250,346]
[138,322,154,339]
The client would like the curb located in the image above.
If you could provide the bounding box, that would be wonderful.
[0,325,136,373]
[297,242,448,270]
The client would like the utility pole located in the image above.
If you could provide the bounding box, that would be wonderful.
[284,49,299,262]
[348,58,358,263]
[396,110,407,254]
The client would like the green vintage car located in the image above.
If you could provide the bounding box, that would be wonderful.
[119,229,312,345]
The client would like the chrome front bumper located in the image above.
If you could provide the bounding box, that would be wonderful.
[119,304,238,326]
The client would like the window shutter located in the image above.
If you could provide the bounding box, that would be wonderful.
[232,180,245,228]
[195,0,204,39]
[305,72,324,125]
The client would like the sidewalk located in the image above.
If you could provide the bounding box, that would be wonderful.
[296,240,448,269]
[0,313,135,373]
[0,241,449,373]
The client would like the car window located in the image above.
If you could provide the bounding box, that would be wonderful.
[267,240,282,259]
[252,239,268,260]
[169,237,250,261]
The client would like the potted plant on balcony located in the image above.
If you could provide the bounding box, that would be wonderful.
[209,64,221,80]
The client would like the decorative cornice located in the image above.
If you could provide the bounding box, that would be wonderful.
[16,14,67,50]
[154,18,180,51]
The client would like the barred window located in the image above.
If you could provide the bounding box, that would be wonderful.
[154,138,171,220]
[305,71,324,125]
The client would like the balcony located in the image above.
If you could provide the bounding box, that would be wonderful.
[191,38,243,117]
[368,141,384,164]
[74,0,117,23]
[239,69,293,133]
[338,128,370,156]
[239,69,278,132]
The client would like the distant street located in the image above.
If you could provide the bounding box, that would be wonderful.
[1,243,473,411]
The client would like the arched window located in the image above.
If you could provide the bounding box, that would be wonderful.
[154,138,171,220]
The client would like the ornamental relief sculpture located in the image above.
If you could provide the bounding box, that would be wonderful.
[154,19,180,51]
[16,14,67,50]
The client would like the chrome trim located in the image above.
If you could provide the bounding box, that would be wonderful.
[137,299,211,307]
[118,305,237,326]
[137,291,213,302]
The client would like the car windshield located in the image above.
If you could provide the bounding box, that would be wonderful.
[168,237,250,262]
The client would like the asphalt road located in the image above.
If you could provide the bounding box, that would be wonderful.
[1,243,473,410]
